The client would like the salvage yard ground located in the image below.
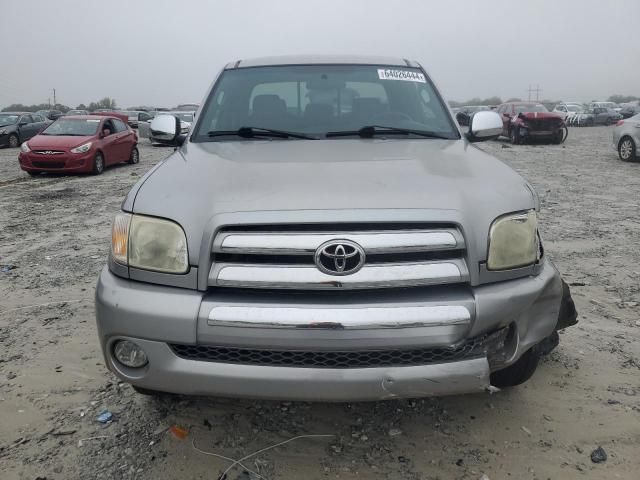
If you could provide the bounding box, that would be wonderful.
[0,127,639,479]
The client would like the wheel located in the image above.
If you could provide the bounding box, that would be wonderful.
[510,127,520,145]
[27,171,39,177]
[128,146,139,164]
[8,134,19,148]
[586,118,594,127]
[490,347,541,388]
[552,127,566,144]
[618,136,637,162]
[92,152,105,175]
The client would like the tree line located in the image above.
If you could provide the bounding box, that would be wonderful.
[1,97,117,113]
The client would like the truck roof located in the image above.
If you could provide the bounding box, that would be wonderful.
[226,55,418,69]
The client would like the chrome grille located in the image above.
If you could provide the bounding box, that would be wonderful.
[209,223,468,290]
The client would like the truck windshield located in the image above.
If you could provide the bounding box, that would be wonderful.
[193,65,458,141]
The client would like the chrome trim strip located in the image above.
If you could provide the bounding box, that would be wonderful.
[214,230,462,255]
[207,305,471,329]
[210,260,467,290]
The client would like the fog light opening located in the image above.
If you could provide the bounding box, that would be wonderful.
[113,340,148,368]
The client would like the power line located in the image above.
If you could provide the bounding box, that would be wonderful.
[527,84,542,102]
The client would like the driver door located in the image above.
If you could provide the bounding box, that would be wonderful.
[18,114,38,141]
[99,119,120,165]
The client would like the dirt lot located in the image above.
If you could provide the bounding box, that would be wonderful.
[1,127,639,480]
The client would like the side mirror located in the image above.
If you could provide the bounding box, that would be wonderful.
[150,114,181,145]
[466,111,503,142]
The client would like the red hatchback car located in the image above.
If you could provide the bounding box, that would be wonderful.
[19,115,139,175]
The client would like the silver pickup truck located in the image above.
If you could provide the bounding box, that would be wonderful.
[95,55,576,401]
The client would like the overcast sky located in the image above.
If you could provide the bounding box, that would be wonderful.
[2,0,639,108]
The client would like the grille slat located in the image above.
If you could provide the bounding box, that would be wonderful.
[170,328,507,369]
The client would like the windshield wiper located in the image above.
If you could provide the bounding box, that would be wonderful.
[208,126,316,140]
[326,125,453,140]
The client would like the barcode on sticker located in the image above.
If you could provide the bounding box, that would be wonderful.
[377,69,426,83]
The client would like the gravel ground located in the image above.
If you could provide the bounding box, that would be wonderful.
[1,127,639,480]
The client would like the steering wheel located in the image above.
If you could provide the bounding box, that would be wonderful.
[372,111,413,123]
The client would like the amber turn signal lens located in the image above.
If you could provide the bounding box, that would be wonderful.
[111,213,132,264]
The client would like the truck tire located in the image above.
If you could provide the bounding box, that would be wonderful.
[490,347,541,388]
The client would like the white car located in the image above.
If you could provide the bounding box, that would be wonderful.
[552,103,584,121]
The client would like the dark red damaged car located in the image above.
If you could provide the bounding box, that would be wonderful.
[19,115,138,176]
[496,102,567,145]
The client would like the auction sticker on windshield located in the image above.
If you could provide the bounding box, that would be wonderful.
[377,69,426,83]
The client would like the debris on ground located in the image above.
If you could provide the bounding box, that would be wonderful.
[169,425,189,440]
[0,264,17,273]
[96,411,113,424]
[590,446,608,463]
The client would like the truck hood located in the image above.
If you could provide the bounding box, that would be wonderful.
[130,139,535,265]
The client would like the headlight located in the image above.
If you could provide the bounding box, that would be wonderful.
[20,142,31,153]
[487,211,538,270]
[0,129,6,135]
[111,213,189,274]
[70,142,92,154]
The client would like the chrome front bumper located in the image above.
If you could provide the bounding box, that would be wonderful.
[95,258,564,400]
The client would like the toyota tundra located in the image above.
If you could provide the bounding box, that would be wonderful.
[95,55,577,401]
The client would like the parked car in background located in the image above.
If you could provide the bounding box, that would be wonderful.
[66,109,90,116]
[120,110,155,128]
[612,114,640,162]
[585,106,622,125]
[619,103,640,119]
[590,101,621,113]
[35,109,64,121]
[18,115,139,175]
[91,110,131,125]
[455,105,490,126]
[0,112,50,148]
[496,102,566,144]
[552,103,584,120]
[139,111,193,143]
[565,108,596,127]
[96,55,577,401]
[175,103,199,111]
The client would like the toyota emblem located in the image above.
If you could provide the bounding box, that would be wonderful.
[314,240,365,276]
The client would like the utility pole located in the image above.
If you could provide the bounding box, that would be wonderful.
[53,88,57,107]
[527,84,542,102]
